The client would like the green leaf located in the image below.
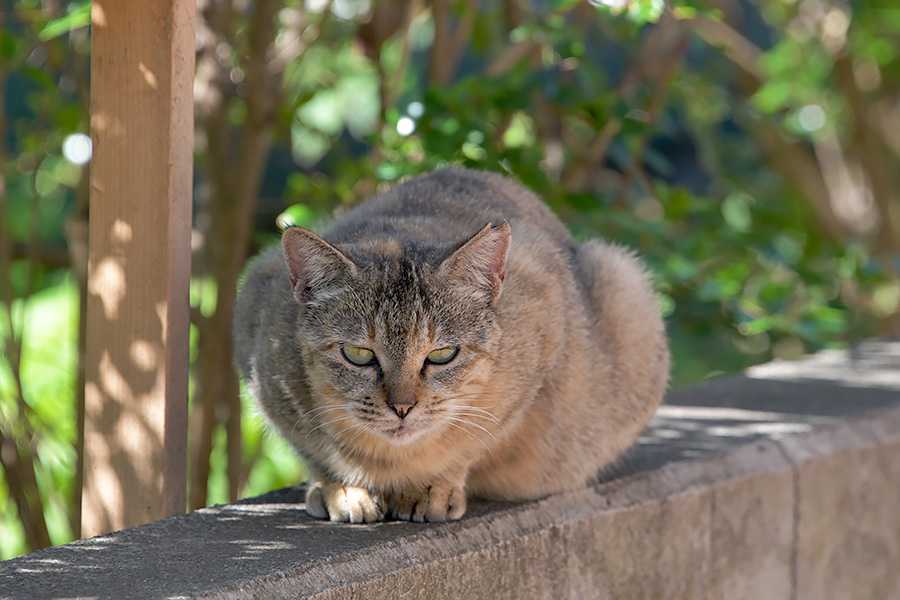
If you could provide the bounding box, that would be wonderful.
[752,80,793,114]
[721,193,752,232]
[38,2,91,42]
[672,6,698,19]
[0,30,18,60]
[628,0,665,23]
[277,203,317,230]
[872,282,900,317]
[20,65,56,90]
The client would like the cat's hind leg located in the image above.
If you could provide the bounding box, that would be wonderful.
[573,240,670,437]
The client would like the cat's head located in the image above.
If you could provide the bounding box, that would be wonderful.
[281,222,510,446]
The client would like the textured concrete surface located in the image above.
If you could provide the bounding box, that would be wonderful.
[2,341,899,600]
[781,408,900,600]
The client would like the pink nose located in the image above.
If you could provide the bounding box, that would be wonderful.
[392,403,414,419]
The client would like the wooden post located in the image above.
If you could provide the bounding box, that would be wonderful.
[83,0,194,537]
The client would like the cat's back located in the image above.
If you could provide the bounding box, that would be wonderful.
[233,243,298,379]
[323,169,573,254]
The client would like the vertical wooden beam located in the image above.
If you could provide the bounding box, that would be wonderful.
[83,0,194,537]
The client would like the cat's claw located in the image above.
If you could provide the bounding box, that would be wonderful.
[389,483,467,522]
[305,481,386,523]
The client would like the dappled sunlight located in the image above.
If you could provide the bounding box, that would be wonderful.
[74,0,194,540]
[612,342,900,476]
[2,343,899,596]
[746,341,900,391]
[86,258,125,320]
[128,340,158,373]
[137,62,159,90]
[2,0,900,563]
[110,219,132,243]
[653,405,817,438]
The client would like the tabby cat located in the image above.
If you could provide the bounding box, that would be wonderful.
[233,168,669,522]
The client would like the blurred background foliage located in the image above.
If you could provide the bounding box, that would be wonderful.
[1,0,898,558]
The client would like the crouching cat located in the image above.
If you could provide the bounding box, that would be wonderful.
[233,168,669,523]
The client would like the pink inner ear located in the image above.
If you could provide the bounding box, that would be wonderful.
[281,227,354,302]
[474,226,509,283]
[282,230,313,296]
[284,252,308,294]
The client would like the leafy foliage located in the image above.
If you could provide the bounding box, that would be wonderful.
[1,0,898,559]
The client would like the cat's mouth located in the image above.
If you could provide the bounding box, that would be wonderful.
[382,420,429,445]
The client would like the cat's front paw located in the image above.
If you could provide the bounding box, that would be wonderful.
[305,481,386,523]
[389,483,467,522]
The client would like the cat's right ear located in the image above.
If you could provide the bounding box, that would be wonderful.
[282,227,356,304]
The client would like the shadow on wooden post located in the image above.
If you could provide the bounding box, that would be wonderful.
[83,0,195,537]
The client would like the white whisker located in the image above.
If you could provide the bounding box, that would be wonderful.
[292,403,356,437]
[334,421,371,439]
[445,421,493,457]
[439,393,501,410]
[451,408,503,428]
[297,404,356,422]
[451,412,502,431]
[307,415,355,435]
[444,416,496,443]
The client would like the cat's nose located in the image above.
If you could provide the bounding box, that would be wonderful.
[386,382,417,418]
[391,403,414,419]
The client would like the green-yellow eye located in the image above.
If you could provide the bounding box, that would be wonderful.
[341,345,376,366]
[426,346,459,365]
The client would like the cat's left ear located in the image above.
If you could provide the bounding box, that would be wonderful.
[282,226,356,304]
[440,221,511,305]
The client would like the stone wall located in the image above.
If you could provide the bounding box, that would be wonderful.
[2,341,899,599]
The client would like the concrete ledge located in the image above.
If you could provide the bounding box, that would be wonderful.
[3,341,899,599]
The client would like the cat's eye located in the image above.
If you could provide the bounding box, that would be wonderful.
[426,346,459,365]
[341,345,376,366]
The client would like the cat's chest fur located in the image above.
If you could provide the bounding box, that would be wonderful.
[234,168,669,522]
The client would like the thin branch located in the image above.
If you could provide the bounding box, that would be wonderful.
[680,12,763,83]
[562,12,687,194]
[384,0,421,111]
[191,0,287,509]
[679,5,859,243]
[616,27,688,204]
[271,0,335,77]
[485,38,541,78]
[7,242,70,268]
[0,58,51,552]
[445,0,478,77]
[428,0,476,86]
[833,56,900,257]
[0,430,52,551]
